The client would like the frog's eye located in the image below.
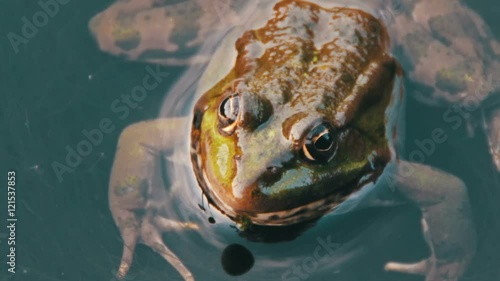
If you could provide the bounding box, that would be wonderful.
[218,94,240,135]
[302,123,337,162]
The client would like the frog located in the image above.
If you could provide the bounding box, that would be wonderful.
[89,0,500,281]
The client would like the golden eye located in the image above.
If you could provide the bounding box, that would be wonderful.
[302,123,337,162]
[218,94,240,135]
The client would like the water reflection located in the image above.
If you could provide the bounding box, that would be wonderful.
[6,0,500,281]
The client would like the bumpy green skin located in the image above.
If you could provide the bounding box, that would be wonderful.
[88,1,498,281]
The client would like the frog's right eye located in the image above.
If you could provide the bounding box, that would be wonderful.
[218,94,240,135]
[302,123,337,163]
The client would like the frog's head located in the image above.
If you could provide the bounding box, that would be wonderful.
[191,2,401,226]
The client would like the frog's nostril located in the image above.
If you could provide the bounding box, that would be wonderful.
[260,166,283,186]
[266,166,279,175]
[239,93,273,131]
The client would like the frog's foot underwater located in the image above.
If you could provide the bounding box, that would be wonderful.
[111,206,198,280]
[108,119,198,280]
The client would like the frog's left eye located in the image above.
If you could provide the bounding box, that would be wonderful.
[302,123,337,162]
[218,94,240,135]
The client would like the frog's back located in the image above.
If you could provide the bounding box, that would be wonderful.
[88,0,390,65]
[88,0,263,65]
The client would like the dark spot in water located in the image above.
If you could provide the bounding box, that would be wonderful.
[221,244,254,276]
[208,217,216,224]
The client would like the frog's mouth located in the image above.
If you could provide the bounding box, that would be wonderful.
[190,131,383,227]
[194,165,382,227]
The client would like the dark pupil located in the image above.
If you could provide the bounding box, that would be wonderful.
[315,132,332,150]
[221,96,239,121]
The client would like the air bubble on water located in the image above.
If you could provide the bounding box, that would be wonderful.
[28,164,44,175]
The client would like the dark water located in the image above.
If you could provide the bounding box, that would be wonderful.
[1,1,499,281]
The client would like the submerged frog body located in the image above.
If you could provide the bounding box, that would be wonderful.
[90,1,499,280]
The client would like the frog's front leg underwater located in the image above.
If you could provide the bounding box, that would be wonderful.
[108,118,197,281]
[384,161,476,281]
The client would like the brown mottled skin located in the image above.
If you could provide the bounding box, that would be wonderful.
[191,2,397,224]
[89,0,498,280]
